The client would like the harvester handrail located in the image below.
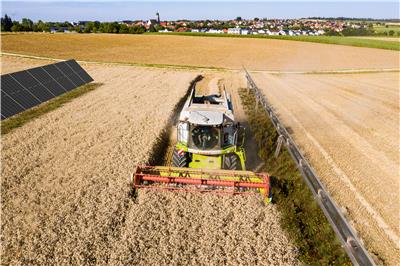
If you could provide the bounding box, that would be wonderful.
[137,164,267,179]
[243,68,375,266]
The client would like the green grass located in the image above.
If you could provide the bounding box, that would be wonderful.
[239,88,351,265]
[1,83,102,135]
[149,32,400,51]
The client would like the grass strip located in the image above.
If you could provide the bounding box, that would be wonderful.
[239,88,351,265]
[149,32,400,51]
[1,83,102,135]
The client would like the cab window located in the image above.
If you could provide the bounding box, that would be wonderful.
[190,125,220,150]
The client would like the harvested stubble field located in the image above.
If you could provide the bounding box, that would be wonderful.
[1,33,399,71]
[1,56,298,264]
[252,72,400,265]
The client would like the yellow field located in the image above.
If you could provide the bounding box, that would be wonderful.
[2,32,399,265]
[2,33,399,71]
[253,72,400,265]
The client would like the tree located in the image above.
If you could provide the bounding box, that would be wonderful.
[21,18,33,31]
[99,22,119,33]
[32,20,46,32]
[341,27,373,36]
[111,22,120,33]
[155,24,165,32]
[11,21,22,32]
[1,14,13,31]
[74,25,82,33]
[236,16,242,21]
[119,24,129,33]
[99,22,107,33]
[41,21,51,32]
[389,30,395,36]
[254,17,259,21]
[84,21,94,33]
[324,28,340,36]
[94,21,100,30]
[129,25,145,34]
[149,24,156,32]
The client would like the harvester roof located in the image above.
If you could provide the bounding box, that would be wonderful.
[179,88,234,125]
[188,110,233,126]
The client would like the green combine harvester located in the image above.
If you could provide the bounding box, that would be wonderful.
[131,86,271,203]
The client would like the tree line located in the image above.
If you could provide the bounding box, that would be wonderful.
[2,14,397,36]
[0,14,149,34]
[325,27,375,36]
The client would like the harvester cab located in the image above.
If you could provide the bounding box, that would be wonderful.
[130,85,272,203]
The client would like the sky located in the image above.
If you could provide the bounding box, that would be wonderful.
[2,1,399,22]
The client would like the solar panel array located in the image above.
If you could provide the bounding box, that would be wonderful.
[1,59,93,120]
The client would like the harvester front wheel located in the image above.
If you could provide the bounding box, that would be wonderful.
[223,153,241,170]
[172,149,188,168]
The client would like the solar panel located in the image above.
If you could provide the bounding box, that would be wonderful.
[43,64,76,91]
[65,60,94,83]
[1,59,93,120]
[28,68,67,96]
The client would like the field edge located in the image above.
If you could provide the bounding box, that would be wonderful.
[239,88,352,265]
[148,32,400,51]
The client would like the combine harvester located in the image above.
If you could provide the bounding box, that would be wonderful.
[131,85,272,203]
[130,72,376,266]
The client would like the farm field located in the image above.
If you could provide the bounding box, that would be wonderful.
[1,56,298,264]
[373,24,400,36]
[1,33,400,71]
[158,32,400,51]
[2,32,399,265]
[252,72,400,265]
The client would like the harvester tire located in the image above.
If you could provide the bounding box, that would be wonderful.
[223,154,241,170]
[172,149,188,168]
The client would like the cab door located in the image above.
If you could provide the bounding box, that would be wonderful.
[222,124,235,147]
[177,122,189,145]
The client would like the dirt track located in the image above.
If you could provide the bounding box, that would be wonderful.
[1,57,298,264]
[2,33,399,71]
[193,72,264,171]
[252,72,400,265]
